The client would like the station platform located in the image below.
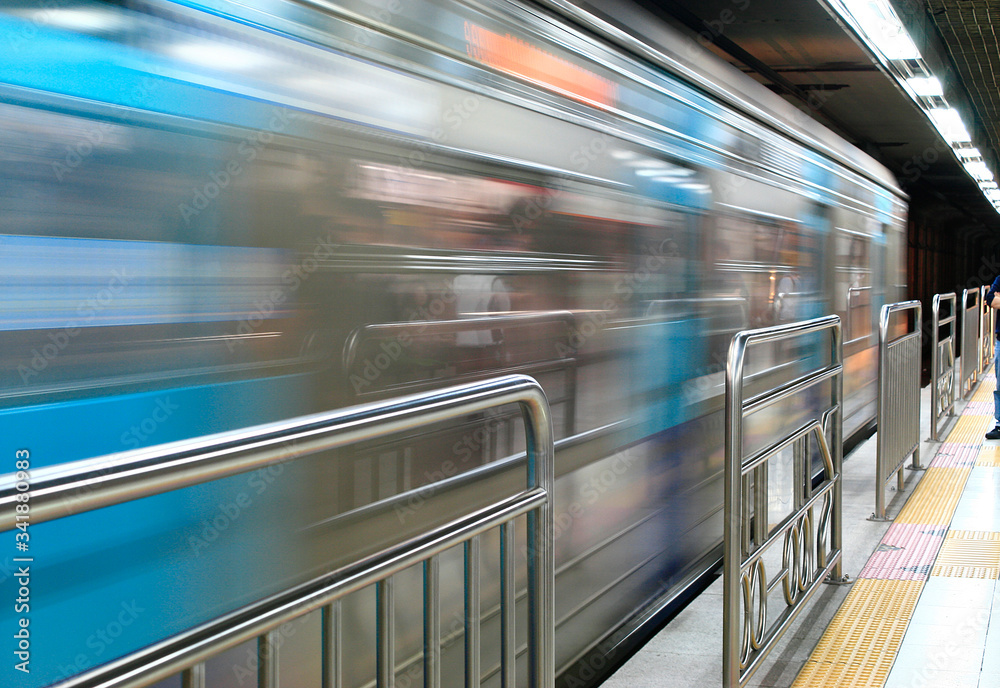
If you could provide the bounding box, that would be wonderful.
[601,375,1000,688]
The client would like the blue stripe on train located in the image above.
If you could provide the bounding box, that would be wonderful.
[2,373,313,687]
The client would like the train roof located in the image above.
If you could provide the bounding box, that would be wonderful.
[539,0,906,200]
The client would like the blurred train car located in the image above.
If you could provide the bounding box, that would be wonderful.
[0,0,906,686]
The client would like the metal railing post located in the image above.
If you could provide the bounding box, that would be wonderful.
[930,293,957,441]
[0,375,555,688]
[723,315,846,688]
[872,301,922,521]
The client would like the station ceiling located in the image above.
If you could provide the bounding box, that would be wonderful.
[569,0,1000,234]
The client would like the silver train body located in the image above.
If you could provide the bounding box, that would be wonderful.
[0,0,905,686]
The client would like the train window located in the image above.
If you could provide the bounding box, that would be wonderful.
[320,156,694,442]
[711,211,819,329]
[0,101,324,407]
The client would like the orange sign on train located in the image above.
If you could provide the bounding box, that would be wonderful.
[465,21,618,109]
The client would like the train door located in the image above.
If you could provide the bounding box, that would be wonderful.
[832,224,879,436]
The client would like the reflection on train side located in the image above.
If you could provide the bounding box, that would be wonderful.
[0,0,905,684]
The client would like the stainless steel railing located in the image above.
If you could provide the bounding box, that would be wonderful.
[723,315,845,688]
[960,288,980,397]
[872,301,922,521]
[0,375,555,688]
[981,285,995,376]
[930,292,957,441]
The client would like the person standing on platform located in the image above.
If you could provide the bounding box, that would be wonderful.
[986,275,1000,439]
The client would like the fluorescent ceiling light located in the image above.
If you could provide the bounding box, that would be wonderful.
[840,0,921,60]
[964,160,993,182]
[610,150,637,160]
[36,9,126,32]
[980,181,998,190]
[639,168,696,179]
[929,108,971,143]
[956,147,982,160]
[905,77,943,97]
[171,43,269,71]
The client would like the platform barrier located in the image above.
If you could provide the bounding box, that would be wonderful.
[930,292,957,441]
[0,375,555,688]
[723,315,845,688]
[872,301,922,521]
[960,288,980,397]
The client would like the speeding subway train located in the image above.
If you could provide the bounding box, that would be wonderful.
[0,0,906,686]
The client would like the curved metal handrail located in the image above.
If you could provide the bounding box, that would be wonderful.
[723,315,844,688]
[0,375,556,688]
[931,292,957,440]
[960,288,981,397]
[0,376,552,530]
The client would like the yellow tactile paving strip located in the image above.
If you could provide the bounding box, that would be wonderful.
[977,444,1000,467]
[892,467,971,525]
[931,530,1000,578]
[971,378,995,402]
[792,377,991,688]
[791,580,923,688]
[946,413,993,444]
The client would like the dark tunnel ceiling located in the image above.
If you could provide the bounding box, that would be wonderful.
[570,0,1000,233]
